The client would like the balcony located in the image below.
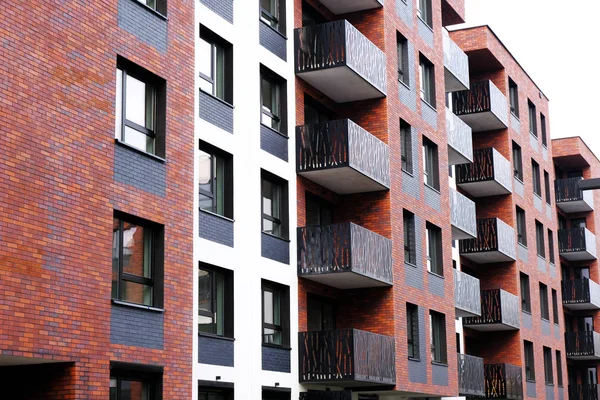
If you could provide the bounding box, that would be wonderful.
[297,223,393,289]
[318,0,383,15]
[483,363,523,400]
[454,269,481,318]
[569,384,600,400]
[558,227,597,261]
[565,331,600,360]
[456,148,512,197]
[463,289,520,331]
[296,119,390,194]
[294,20,387,103]
[459,218,516,264]
[447,109,473,165]
[450,188,477,240]
[298,329,395,386]
[452,80,509,132]
[555,177,594,213]
[458,354,485,397]
[562,278,600,310]
[443,29,469,92]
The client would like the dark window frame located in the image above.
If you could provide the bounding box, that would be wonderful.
[198,386,234,400]
[528,100,537,137]
[430,310,447,364]
[397,32,410,86]
[198,141,234,219]
[417,0,433,27]
[260,0,286,35]
[536,220,545,258]
[261,280,290,348]
[532,159,542,197]
[544,170,551,205]
[541,113,548,147]
[556,350,563,386]
[426,222,443,276]
[520,272,531,313]
[407,303,420,360]
[548,229,555,264]
[199,26,233,104]
[509,78,519,117]
[401,119,413,174]
[517,206,527,247]
[403,210,416,265]
[543,346,554,385]
[423,136,440,190]
[540,282,550,321]
[524,340,535,381]
[551,288,559,324]
[110,362,162,400]
[419,54,436,108]
[260,67,287,135]
[261,170,289,240]
[513,141,523,181]
[198,263,234,338]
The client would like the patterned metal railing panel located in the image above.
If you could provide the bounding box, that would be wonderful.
[568,384,600,400]
[555,177,586,203]
[347,120,390,188]
[296,119,349,173]
[446,109,474,163]
[452,80,508,126]
[298,329,395,384]
[344,21,387,95]
[300,391,352,400]
[456,148,494,184]
[450,188,477,238]
[492,148,513,193]
[562,279,592,305]
[460,218,515,261]
[500,289,520,329]
[558,227,597,257]
[454,269,481,316]
[483,363,523,400]
[443,29,470,89]
[458,354,485,396]
[564,331,600,357]
[496,217,517,260]
[349,223,393,285]
[488,80,509,126]
[464,289,519,329]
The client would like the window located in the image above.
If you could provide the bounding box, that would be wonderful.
[430,311,447,364]
[419,55,436,107]
[261,68,287,134]
[516,206,527,246]
[552,289,559,324]
[110,363,162,400]
[136,0,166,15]
[513,141,523,181]
[524,340,535,381]
[262,280,289,347]
[403,210,416,265]
[536,220,545,258]
[556,350,563,386]
[520,272,531,313]
[397,32,409,86]
[261,171,288,239]
[260,0,285,34]
[544,170,551,205]
[199,387,233,400]
[401,120,413,173]
[509,78,519,117]
[548,229,555,264]
[426,223,443,276]
[115,58,166,157]
[544,347,554,385]
[528,100,537,136]
[541,113,547,147]
[417,0,432,27]
[112,213,163,307]
[263,388,291,400]
[198,264,233,337]
[199,27,233,103]
[540,282,549,320]
[407,303,420,359]
[532,159,541,196]
[423,137,439,189]
[198,142,233,218]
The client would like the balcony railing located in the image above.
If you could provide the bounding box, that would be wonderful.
[317,0,382,14]
[565,331,600,360]
[450,188,477,240]
[298,329,396,386]
[296,119,390,194]
[297,223,393,289]
[555,177,594,213]
[568,384,600,400]
[456,147,512,197]
[458,354,485,397]
[454,269,481,318]
[459,218,516,263]
[558,227,597,261]
[443,29,469,92]
[464,289,520,330]
[451,80,509,132]
[483,363,523,400]
[446,109,473,165]
[562,278,600,310]
[294,20,386,103]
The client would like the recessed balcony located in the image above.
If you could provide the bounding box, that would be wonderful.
[450,188,477,240]
[459,218,516,264]
[463,289,520,331]
[447,110,473,165]
[454,269,481,318]
[558,227,597,261]
[555,177,594,213]
[483,363,523,400]
[298,329,395,386]
[458,354,485,397]
[565,331,600,360]
[456,147,512,197]
[296,119,390,194]
[568,384,600,400]
[452,80,509,132]
[443,29,469,92]
[294,20,387,103]
[562,278,600,311]
[297,223,392,289]
[318,0,383,15]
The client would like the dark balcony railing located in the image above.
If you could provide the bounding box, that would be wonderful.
[565,331,600,357]
[483,363,523,400]
[568,384,600,400]
[298,329,395,385]
[559,228,594,253]
[300,391,352,400]
[556,177,586,202]
[459,218,516,261]
[463,289,520,329]
[453,81,493,115]
[458,354,485,397]
[457,148,495,184]
[562,278,591,305]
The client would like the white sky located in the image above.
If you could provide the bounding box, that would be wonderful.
[455,0,600,155]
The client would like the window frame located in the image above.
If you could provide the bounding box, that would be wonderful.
[260,68,287,135]
[543,346,554,385]
[261,280,290,348]
[552,288,559,324]
[198,263,234,338]
[548,229,555,264]
[528,100,537,137]
[512,141,523,181]
[422,136,440,190]
[524,340,535,382]
[401,120,413,174]
[198,141,233,219]
[532,159,542,197]
[110,363,162,400]
[407,303,420,360]
[509,78,519,117]
[260,0,285,34]
[430,310,447,364]
[419,55,436,108]
[520,272,531,313]
[541,113,548,147]
[403,210,416,265]
[426,222,443,276]
[540,282,550,321]
[261,171,289,240]
[397,32,409,86]
[535,220,545,258]
[516,206,527,247]
[199,27,233,104]
[556,350,563,386]
[544,170,551,205]
[198,386,234,400]
[417,0,433,28]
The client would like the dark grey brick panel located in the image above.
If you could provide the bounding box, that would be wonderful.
[199,91,234,134]
[421,100,438,129]
[432,363,448,386]
[546,385,555,400]
[262,233,290,264]
[262,345,291,372]
[518,244,528,262]
[118,0,167,53]
[200,0,233,23]
[554,324,560,339]
[402,127,420,199]
[559,387,564,400]
[522,312,532,329]
[110,304,164,349]
[114,142,166,197]
[527,380,537,398]
[260,22,287,61]
[424,185,440,211]
[428,272,444,297]
[409,306,427,383]
[198,335,234,367]
[398,41,417,111]
[537,255,546,273]
[417,18,434,47]
[542,319,551,336]
[261,124,288,162]
[396,0,413,27]
[199,210,234,247]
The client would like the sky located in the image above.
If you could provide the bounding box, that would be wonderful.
[454,0,600,155]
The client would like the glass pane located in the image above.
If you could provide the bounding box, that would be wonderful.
[215,45,226,100]
[264,328,282,345]
[198,38,213,79]
[263,290,273,324]
[199,77,214,95]
[198,269,213,314]
[262,78,272,113]
[120,379,150,400]
[112,219,120,299]
[122,281,153,306]
[115,69,123,140]
[273,290,281,325]
[215,155,226,216]
[126,75,148,127]
[199,194,214,213]
[215,272,225,336]
[122,223,151,278]
[198,150,213,194]
[198,315,215,334]
[263,218,273,234]
[124,126,154,153]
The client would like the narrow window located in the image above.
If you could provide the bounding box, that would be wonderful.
[401,120,413,173]
[532,159,541,196]
[426,222,443,276]
[423,137,440,189]
[198,264,233,338]
[516,206,527,246]
[528,100,537,136]
[417,0,433,27]
[556,350,563,386]
[536,220,545,258]
[260,0,285,34]
[543,346,554,385]
[513,141,523,181]
[407,303,420,359]
[403,210,416,265]
[540,282,549,320]
[541,113,548,147]
[262,280,289,347]
[199,26,233,103]
[520,272,531,313]
[261,172,288,240]
[544,170,551,205]
[552,289,559,324]
[430,311,447,364]
[548,229,555,264]
[397,32,409,86]
[261,68,287,135]
[524,340,535,381]
[419,54,436,108]
[198,142,233,218]
[509,78,519,117]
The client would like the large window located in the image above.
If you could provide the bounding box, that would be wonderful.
[397,32,409,86]
[198,264,233,337]
[403,210,416,265]
[198,142,233,218]
[430,311,447,364]
[528,100,537,136]
[417,0,432,27]
[110,363,162,400]
[513,141,523,181]
[426,222,443,276]
[419,55,436,107]
[543,346,554,385]
[556,350,563,386]
[112,214,163,307]
[199,27,233,103]
[536,220,545,258]
[541,113,548,147]
[548,229,555,264]
[199,387,233,400]
[544,170,551,205]
[262,280,289,347]
[552,288,559,324]
[260,0,285,34]
[401,119,413,173]
[524,340,535,381]
[115,58,166,157]
[532,159,542,197]
[407,303,420,359]
[509,78,519,117]
[423,137,439,189]
[517,206,527,247]
[520,272,531,313]
[261,68,287,135]
[540,282,549,321]
[261,171,288,239]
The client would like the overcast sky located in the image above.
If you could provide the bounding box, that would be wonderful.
[455,0,600,155]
